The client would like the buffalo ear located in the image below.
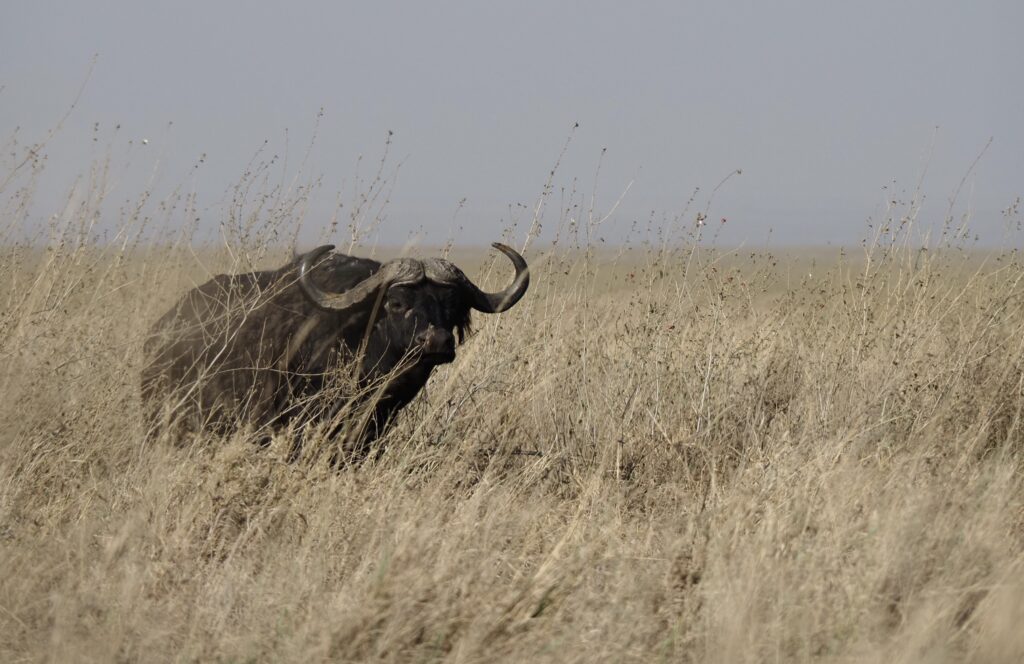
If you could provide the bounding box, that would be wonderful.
[455,310,473,344]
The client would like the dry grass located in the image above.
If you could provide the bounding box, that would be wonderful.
[2,142,1024,662]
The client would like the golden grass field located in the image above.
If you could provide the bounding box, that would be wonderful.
[2,152,1024,662]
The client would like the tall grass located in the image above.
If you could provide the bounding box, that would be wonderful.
[1,127,1023,662]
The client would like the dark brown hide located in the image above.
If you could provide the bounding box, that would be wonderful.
[141,244,528,454]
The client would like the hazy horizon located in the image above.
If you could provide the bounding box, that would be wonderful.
[2,1,1021,248]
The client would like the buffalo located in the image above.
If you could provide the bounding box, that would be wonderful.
[141,242,529,456]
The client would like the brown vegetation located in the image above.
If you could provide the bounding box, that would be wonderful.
[2,145,1024,661]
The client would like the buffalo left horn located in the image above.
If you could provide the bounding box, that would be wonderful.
[458,243,530,313]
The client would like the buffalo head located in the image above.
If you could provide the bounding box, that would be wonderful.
[298,242,529,391]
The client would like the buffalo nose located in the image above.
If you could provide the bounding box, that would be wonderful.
[415,327,455,357]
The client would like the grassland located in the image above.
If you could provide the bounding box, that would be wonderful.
[2,148,1024,662]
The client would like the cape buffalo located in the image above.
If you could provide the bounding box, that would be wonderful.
[141,242,529,455]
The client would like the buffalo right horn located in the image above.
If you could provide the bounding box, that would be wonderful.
[299,245,392,313]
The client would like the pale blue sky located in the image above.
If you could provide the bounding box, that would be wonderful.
[2,1,1021,246]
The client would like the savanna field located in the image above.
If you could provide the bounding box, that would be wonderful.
[2,145,1024,662]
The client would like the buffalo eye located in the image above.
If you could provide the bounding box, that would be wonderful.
[385,289,410,314]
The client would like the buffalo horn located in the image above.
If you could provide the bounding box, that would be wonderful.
[298,245,391,312]
[299,242,528,314]
[459,243,530,313]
